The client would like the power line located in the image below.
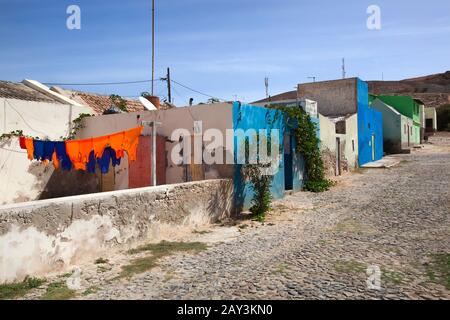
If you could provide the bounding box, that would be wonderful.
[170,79,226,101]
[43,79,161,86]
[42,78,226,102]
[4,98,48,136]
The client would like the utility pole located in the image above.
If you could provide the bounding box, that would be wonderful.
[166,67,172,103]
[151,0,155,96]
[264,77,269,98]
[142,120,161,186]
[342,58,346,79]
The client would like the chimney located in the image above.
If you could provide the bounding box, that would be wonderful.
[145,95,160,109]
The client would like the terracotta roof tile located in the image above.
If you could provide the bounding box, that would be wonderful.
[76,92,145,114]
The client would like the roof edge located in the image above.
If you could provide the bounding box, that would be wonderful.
[22,79,85,107]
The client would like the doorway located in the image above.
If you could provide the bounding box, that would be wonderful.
[335,137,341,176]
[407,126,410,147]
[284,134,293,190]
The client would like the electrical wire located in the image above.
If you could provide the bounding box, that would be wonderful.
[170,79,227,101]
[4,99,48,136]
[42,78,227,102]
[43,79,161,86]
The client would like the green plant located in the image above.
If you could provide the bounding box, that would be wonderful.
[82,286,100,296]
[120,241,207,278]
[304,180,336,193]
[0,277,45,300]
[425,253,450,290]
[334,260,367,275]
[207,98,220,104]
[271,105,334,192]
[67,113,93,140]
[40,281,76,300]
[110,94,128,112]
[0,130,23,142]
[94,258,109,265]
[241,134,277,221]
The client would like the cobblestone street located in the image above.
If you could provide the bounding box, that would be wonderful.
[24,136,450,300]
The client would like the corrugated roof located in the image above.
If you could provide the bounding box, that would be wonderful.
[0,80,64,104]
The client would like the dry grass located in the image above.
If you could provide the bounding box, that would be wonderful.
[119,241,207,279]
[39,281,76,300]
[0,277,45,300]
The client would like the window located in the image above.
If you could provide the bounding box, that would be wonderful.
[352,140,355,152]
[404,124,407,134]
[368,123,371,129]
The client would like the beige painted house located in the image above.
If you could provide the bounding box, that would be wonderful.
[76,103,235,190]
[319,114,358,176]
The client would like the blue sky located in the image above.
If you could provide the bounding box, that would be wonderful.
[1,0,449,105]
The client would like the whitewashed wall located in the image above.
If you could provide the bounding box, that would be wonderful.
[0,98,92,205]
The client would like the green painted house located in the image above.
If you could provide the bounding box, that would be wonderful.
[375,95,421,145]
[371,98,414,153]
[369,94,378,105]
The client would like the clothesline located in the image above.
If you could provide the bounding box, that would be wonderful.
[19,126,143,173]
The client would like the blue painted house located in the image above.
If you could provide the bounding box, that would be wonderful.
[232,102,314,211]
[298,78,383,167]
[356,79,384,165]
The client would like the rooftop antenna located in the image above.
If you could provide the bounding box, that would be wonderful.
[307,76,316,83]
[264,77,269,98]
[151,0,155,95]
[342,58,346,79]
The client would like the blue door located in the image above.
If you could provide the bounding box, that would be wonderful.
[284,134,293,190]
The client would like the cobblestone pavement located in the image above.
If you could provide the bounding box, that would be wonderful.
[26,137,450,300]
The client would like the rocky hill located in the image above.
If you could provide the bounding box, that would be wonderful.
[368,71,450,108]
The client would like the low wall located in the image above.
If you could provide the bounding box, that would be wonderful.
[0,179,233,283]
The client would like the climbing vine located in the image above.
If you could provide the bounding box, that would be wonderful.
[243,162,273,222]
[241,133,278,222]
[272,105,335,193]
[66,113,93,140]
[0,130,23,142]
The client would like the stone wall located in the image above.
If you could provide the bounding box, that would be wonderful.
[0,179,233,283]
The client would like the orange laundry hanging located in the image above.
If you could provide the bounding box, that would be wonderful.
[65,138,94,171]
[24,137,34,160]
[65,126,143,171]
[92,126,143,161]
[92,134,120,159]
[52,151,60,170]
[122,126,143,161]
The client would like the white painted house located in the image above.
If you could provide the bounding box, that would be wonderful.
[0,80,92,204]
